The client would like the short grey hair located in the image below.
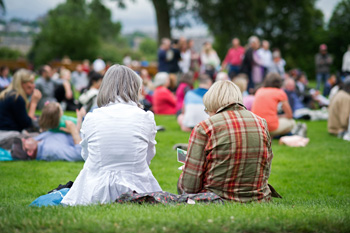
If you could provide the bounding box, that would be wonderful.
[97,64,143,108]
[248,35,259,45]
[153,72,169,87]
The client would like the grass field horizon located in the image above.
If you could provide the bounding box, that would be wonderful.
[0,115,349,233]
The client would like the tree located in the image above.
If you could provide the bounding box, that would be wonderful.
[29,0,99,66]
[327,0,350,71]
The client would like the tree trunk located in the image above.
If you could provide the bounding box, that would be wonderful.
[151,0,171,45]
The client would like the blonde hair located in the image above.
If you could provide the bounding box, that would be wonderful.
[232,75,248,93]
[97,64,143,108]
[203,80,243,113]
[39,102,62,131]
[0,69,35,104]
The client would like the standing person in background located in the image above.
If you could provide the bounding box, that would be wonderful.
[35,65,57,110]
[315,44,333,91]
[152,72,176,115]
[0,69,41,133]
[268,49,286,78]
[71,64,89,93]
[167,39,182,91]
[158,38,171,73]
[257,40,272,78]
[0,66,11,91]
[179,39,191,74]
[82,59,90,74]
[200,42,220,80]
[188,39,200,75]
[222,38,245,79]
[241,36,260,92]
[342,45,350,77]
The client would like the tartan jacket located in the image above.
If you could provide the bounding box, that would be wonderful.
[179,103,274,202]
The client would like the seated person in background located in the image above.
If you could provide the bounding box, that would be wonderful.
[35,65,58,110]
[177,74,212,131]
[0,66,11,91]
[284,78,328,120]
[252,72,295,137]
[71,64,89,92]
[176,71,194,115]
[323,74,337,97]
[295,72,314,108]
[54,68,79,111]
[232,74,255,111]
[328,76,350,136]
[79,71,103,112]
[0,69,42,135]
[61,65,161,206]
[152,72,177,115]
[178,80,279,202]
[14,120,83,161]
[39,102,85,134]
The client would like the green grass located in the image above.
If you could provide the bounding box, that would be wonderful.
[1,115,350,233]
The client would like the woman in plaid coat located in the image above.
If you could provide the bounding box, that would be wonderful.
[178,80,278,202]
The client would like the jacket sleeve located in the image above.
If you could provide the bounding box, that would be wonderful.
[179,123,208,193]
[10,95,33,130]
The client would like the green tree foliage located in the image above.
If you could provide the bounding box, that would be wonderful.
[195,0,325,78]
[327,0,350,71]
[139,38,157,61]
[89,0,122,41]
[29,0,99,66]
[0,47,22,59]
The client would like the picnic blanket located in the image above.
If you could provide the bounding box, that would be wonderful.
[0,148,12,161]
[115,191,224,205]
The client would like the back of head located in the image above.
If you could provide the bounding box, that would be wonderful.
[0,68,34,102]
[232,75,248,93]
[264,72,283,88]
[179,71,194,85]
[284,78,295,91]
[39,102,61,131]
[154,72,169,88]
[203,80,243,113]
[97,64,142,108]
[198,74,212,85]
[88,71,103,88]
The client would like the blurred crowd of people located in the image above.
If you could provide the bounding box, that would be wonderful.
[0,35,349,162]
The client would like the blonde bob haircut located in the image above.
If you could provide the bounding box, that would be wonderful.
[97,64,143,108]
[203,80,243,113]
[0,68,35,104]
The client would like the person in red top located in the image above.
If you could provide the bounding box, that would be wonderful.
[152,72,176,115]
[252,72,295,137]
[222,38,245,79]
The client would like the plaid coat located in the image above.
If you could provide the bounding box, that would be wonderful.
[178,104,274,202]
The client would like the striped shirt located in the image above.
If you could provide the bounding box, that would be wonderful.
[179,104,274,202]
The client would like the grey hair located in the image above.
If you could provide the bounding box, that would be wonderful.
[248,35,259,45]
[153,72,169,87]
[97,64,143,108]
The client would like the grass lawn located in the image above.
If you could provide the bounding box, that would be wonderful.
[0,115,349,233]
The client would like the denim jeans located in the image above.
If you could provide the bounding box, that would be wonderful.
[316,72,329,90]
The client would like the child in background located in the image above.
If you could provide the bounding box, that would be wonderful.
[39,102,85,133]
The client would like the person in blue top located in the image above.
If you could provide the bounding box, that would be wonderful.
[177,74,213,131]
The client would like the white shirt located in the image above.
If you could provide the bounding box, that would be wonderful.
[179,49,191,73]
[61,100,162,206]
[342,51,350,72]
[257,48,272,68]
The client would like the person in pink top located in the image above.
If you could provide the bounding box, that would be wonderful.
[152,72,176,115]
[252,72,295,137]
[222,38,245,79]
[175,71,194,115]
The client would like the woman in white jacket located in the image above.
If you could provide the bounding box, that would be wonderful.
[61,65,162,206]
